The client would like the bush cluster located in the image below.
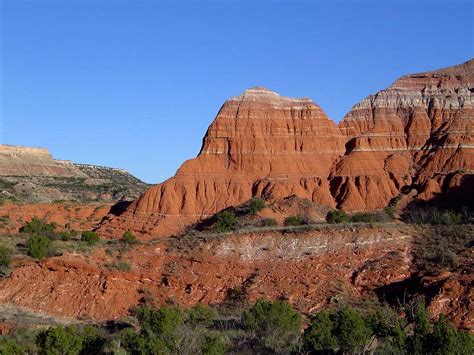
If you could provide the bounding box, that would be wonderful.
[1,301,472,354]
[81,231,100,245]
[212,211,237,233]
[122,231,136,244]
[0,246,13,267]
[27,235,52,260]
[19,218,56,235]
[403,206,468,225]
[326,209,394,224]
[283,215,305,226]
[244,197,266,215]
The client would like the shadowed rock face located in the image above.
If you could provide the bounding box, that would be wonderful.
[99,60,473,239]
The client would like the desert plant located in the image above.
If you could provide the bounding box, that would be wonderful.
[122,231,136,244]
[333,307,372,353]
[303,310,338,351]
[0,246,13,267]
[283,215,305,226]
[243,300,301,352]
[260,218,278,227]
[188,304,218,328]
[201,333,226,355]
[81,231,100,245]
[27,235,51,259]
[212,211,237,233]
[58,230,77,241]
[36,325,83,355]
[113,261,131,271]
[326,209,349,224]
[246,198,265,215]
[20,218,56,235]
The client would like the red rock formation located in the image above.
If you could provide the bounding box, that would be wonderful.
[100,60,473,238]
[333,59,473,210]
[99,87,346,238]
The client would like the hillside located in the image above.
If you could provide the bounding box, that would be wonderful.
[0,145,149,203]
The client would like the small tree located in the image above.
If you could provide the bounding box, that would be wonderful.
[333,307,372,353]
[27,235,51,260]
[246,198,265,215]
[243,300,301,352]
[122,231,136,244]
[326,209,349,224]
[81,231,100,245]
[303,310,338,351]
[36,325,83,355]
[188,304,218,328]
[0,246,13,267]
[212,211,237,233]
[201,333,226,355]
[133,306,184,350]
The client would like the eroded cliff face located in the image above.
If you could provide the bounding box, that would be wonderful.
[100,60,473,239]
[333,59,473,210]
[99,87,347,237]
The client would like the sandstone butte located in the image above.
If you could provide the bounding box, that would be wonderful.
[98,59,473,239]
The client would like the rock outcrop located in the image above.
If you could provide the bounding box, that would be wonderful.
[99,87,347,237]
[333,59,473,210]
[100,60,473,239]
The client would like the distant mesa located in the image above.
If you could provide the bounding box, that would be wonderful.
[0,144,149,203]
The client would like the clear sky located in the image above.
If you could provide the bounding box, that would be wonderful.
[1,0,472,183]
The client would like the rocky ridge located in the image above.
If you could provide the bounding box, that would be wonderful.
[0,145,149,203]
[100,60,473,239]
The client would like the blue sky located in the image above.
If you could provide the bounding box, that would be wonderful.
[1,0,472,183]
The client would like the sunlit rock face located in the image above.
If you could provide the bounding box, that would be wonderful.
[99,60,473,238]
[99,87,347,238]
[333,59,473,210]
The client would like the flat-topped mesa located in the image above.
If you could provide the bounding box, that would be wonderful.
[0,144,83,177]
[98,88,347,238]
[333,59,473,210]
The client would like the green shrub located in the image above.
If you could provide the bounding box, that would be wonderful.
[81,231,100,245]
[188,304,218,328]
[303,310,338,351]
[326,209,349,224]
[201,333,226,355]
[212,211,237,233]
[243,300,301,352]
[119,328,168,354]
[27,235,51,259]
[333,307,372,353]
[113,261,131,271]
[0,246,13,267]
[283,215,305,226]
[246,198,265,215]
[58,230,77,241]
[122,231,136,244]
[36,325,83,355]
[133,306,184,349]
[260,218,278,227]
[20,218,56,234]
[0,339,25,355]
[403,207,465,225]
[384,205,396,220]
[368,307,407,353]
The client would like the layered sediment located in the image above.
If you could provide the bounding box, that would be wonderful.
[100,60,473,239]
